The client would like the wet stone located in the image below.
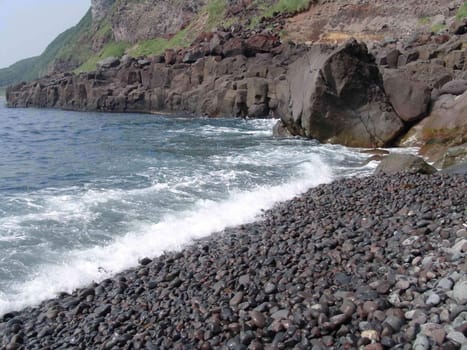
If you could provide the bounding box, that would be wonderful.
[447,331,466,345]
[264,282,276,294]
[250,311,266,328]
[230,292,244,306]
[426,293,441,306]
[396,280,411,290]
[335,272,351,285]
[93,304,111,317]
[139,257,152,266]
[0,173,465,350]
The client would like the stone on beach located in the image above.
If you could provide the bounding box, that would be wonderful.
[0,173,465,349]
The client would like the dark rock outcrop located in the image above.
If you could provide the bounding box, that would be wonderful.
[383,70,431,123]
[6,20,467,152]
[277,40,404,147]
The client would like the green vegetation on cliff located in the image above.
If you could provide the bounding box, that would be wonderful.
[127,28,190,58]
[77,41,130,72]
[457,1,467,20]
[264,0,312,15]
[0,57,41,87]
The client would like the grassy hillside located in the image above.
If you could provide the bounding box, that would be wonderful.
[0,57,41,87]
[457,1,467,19]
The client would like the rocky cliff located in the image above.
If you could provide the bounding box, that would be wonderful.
[91,0,115,22]
[110,0,207,43]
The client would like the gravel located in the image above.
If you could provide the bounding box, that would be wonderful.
[1,173,466,349]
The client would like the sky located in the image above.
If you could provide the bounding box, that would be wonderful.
[0,0,91,69]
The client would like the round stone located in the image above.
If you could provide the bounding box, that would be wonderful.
[426,293,441,306]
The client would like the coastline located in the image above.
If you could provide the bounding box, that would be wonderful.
[1,172,466,349]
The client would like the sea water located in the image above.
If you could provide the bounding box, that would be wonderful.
[0,97,376,315]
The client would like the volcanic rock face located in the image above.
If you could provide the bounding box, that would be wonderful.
[110,0,207,43]
[6,21,467,152]
[6,39,404,148]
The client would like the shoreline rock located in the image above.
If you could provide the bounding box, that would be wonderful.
[6,27,467,156]
[1,173,466,349]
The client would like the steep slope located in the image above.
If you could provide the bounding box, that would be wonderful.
[0,0,314,86]
[2,0,465,87]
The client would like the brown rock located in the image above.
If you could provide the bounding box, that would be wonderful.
[444,50,465,70]
[403,61,453,88]
[383,70,431,122]
[249,311,266,328]
[400,91,467,163]
[439,80,467,96]
[374,154,437,175]
[222,38,246,58]
[386,49,401,68]
[434,145,467,169]
[164,49,177,65]
[245,33,279,56]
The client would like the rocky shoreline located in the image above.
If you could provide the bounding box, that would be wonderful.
[5,23,467,162]
[1,172,466,349]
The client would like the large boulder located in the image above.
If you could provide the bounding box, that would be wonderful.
[374,154,437,175]
[277,39,404,148]
[383,70,431,123]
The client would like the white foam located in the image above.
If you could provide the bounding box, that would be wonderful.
[0,156,332,316]
[0,180,180,233]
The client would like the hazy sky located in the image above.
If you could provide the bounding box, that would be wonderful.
[0,0,91,69]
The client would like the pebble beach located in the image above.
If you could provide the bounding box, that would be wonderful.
[1,172,466,350]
